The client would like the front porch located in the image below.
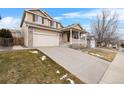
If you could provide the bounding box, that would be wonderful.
[60,24,87,47]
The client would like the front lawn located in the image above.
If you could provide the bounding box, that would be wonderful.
[0,49,83,84]
[82,48,117,62]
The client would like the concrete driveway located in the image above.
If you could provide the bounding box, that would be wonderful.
[100,48,124,84]
[38,47,110,84]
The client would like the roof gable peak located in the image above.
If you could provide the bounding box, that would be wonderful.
[27,9,53,20]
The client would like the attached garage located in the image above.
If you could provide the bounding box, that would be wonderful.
[33,31,59,47]
[21,9,64,48]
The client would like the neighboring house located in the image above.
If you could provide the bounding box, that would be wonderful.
[9,29,24,45]
[20,9,91,48]
[10,29,23,38]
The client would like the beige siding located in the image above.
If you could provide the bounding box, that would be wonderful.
[43,18,51,27]
[34,28,59,35]
[22,23,29,47]
[44,18,49,26]
[73,25,82,30]
[30,10,46,17]
[53,21,56,28]
[25,12,33,22]
[24,10,62,29]
[48,20,51,27]
[63,33,68,43]
[58,24,62,29]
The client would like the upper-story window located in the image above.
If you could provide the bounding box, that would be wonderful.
[34,15,42,23]
[50,20,54,27]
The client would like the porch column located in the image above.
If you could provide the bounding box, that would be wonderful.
[78,32,80,44]
[84,34,87,47]
[70,29,72,44]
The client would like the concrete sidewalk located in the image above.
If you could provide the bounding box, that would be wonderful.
[100,48,124,84]
[38,47,110,84]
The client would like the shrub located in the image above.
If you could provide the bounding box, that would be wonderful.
[0,29,13,38]
[0,29,13,46]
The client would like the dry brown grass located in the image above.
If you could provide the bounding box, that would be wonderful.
[82,48,117,62]
[0,49,83,84]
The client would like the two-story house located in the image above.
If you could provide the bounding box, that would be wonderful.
[20,9,88,47]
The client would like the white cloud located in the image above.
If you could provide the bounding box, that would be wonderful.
[54,17,63,21]
[0,17,21,29]
[54,11,85,21]
[54,9,124,21]
[63,12,83,18]
[53,9,100,21]
[79,9,124,21]
[81,9,100,19]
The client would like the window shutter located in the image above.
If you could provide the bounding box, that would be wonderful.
[42,17,44,24]
[33,14,35,22]
[56,23,58,28]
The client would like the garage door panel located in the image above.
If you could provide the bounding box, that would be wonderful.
[33,32,59,47]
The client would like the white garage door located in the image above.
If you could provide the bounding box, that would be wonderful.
[33,32,59,47]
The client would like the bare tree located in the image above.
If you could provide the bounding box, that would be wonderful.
[91,9,120,47]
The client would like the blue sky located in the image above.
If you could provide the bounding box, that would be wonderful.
[0,8,95,31]
[0,8,124,35]
[42,8,96,31]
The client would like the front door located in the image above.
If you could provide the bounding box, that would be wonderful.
[28,27,33,47]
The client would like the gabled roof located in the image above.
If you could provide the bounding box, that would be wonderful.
[20,9,52,27]
[28,9,53,20]
[61,23,87,33]
[20,9,62,27]
[65,23,83,30]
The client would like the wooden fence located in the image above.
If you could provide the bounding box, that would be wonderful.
[13,37,24,45]
[0,37,13,46]
[0,37,24,46]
